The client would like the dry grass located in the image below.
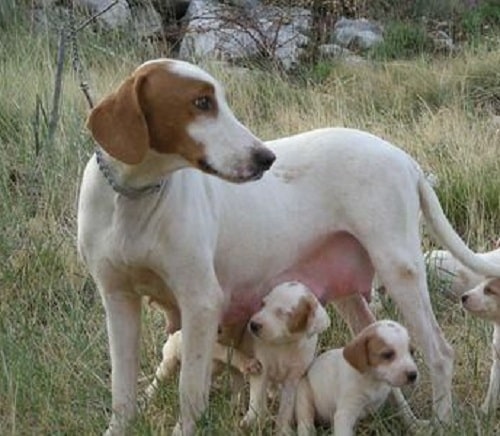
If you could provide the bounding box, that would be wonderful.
[1,11,500,436]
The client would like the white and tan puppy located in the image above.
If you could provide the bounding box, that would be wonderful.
[241,282,330,434]
[426,239,500,299]
[461,277,500,414]
[295,320,418,436]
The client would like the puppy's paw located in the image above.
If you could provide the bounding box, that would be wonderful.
[241,358,262,375]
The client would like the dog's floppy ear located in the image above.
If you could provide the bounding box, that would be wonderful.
[305,295,330,337]
[288,293,330,337]
[87,73,149,165]
[343,327,373,373]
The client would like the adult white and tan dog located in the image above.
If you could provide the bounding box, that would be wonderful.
[295,320,418,436]
[77,58,500,435]
[461,278,500,414]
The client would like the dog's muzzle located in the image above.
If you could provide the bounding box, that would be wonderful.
[251,147,276,173]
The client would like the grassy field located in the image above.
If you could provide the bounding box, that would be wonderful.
[1,6,500,435]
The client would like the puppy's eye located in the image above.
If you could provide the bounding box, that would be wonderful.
[193,96,213,111]
[484,286,494,296]
[381,350,395,360]
[409,346,416,357]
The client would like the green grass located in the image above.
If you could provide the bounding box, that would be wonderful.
[1,6,500,435]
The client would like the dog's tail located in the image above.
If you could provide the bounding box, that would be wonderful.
[418,171,500,277]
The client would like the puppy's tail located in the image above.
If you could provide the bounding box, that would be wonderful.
[418,171,500,277]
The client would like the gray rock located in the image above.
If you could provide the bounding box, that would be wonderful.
[179,0,311,70]
[333,17,383,50]
[74,0,130,28]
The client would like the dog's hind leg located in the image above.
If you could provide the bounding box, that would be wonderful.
[368,241,454,423]
[332,293,376,335]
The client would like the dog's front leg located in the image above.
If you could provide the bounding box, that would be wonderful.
[101,286,142,436]
[276,379,300,435]
[173,286,224,436]
[481,323,500,414]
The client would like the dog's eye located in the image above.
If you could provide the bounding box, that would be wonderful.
[409,346,416,357]
[193,96,213,111]
[381,350,395,360]
[484,287,494,296]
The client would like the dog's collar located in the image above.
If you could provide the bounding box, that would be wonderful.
[95,148,163,199]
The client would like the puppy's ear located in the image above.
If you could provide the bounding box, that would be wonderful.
[87,72,149,165]
[287,295,311,334]
[288,293,331,337]
[305,295,330,337]
[343,328,373,373]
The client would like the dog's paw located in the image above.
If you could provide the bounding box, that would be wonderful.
[480,401,492,415]
[171,422,182,436]
[239,412,255,429]
[241,358,262,375]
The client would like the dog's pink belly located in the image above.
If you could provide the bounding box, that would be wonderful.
[221,232,374,325]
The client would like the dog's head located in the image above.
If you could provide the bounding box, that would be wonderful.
[86,59,275,183]
[343,320,418,387]
[248,281,330,344]
[461,278,500,322]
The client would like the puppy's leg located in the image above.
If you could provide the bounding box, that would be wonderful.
[240,373,268,428]
[145,331,182,399]
[295,379,316,436]
[173,284,224,436]
[276,379,300,435]
[481,323,500,414]
[333,408,357,436]
[100,280,142,436]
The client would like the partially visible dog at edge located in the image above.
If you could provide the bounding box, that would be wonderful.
[77,58,500,435]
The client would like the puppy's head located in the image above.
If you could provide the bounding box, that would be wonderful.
[87,59,274,183]
[248,282,330,344]
[343,320,418,387]
[461,278,500,322]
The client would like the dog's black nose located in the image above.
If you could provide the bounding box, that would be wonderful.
[406,371,418,383]
[461,294,469,304]
[249,320,262,335]
[252,148,276,171]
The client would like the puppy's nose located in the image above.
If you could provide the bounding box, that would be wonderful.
[461,294,469,304]
[249,320,262,335]
[406,370,418,383]
[252,147,276,171]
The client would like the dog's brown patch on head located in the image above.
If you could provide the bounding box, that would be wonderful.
[86,61,219,167]
[287,295,314,334]
[366,334,395,367]
[343,323,392,373]
[139,62,218,166]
